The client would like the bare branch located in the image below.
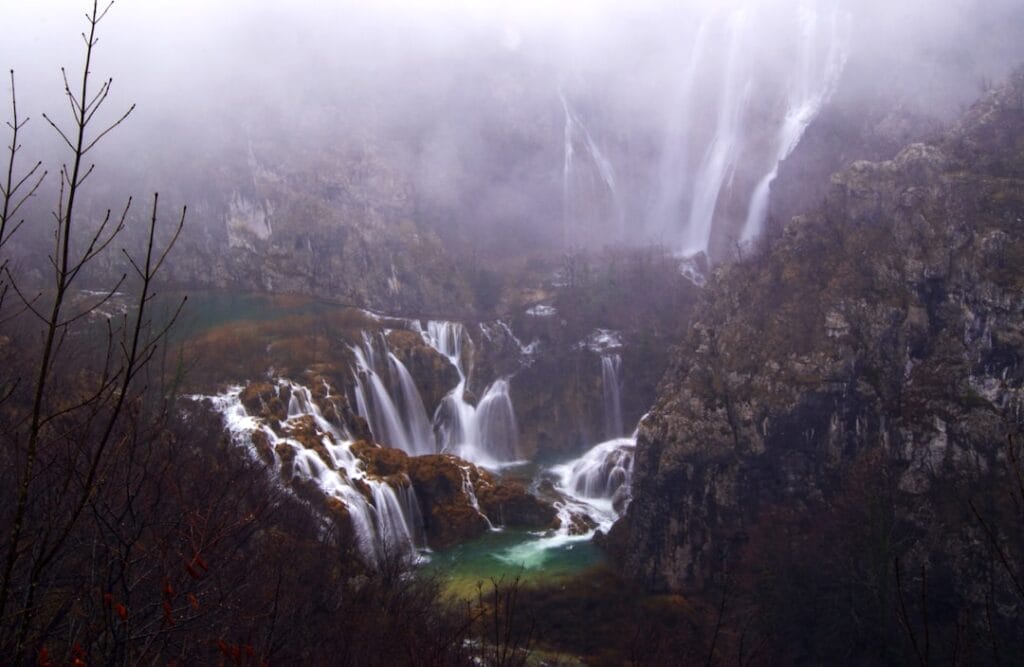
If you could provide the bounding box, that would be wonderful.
[152,205,187,274]
[82,104,135,155]
[82,79,113,127]
[2,271,49,325]
[969,499,1024,601]
[96,1,115,24]
[56,274,127,328]
[60,68,82,121]
[40,113,76,153]
[74,163,95,188]
[82,78,110,118]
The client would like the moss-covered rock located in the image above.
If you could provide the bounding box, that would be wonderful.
[351,440,410,478]
[406,454,491,549]
[240,381,287,422]
[477,479,558,530]
[283,415,336,470]
[341,447,564,549]
[251,429,275,466]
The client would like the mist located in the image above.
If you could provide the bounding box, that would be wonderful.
[4,3,1024,660]
[3,0,1023,263]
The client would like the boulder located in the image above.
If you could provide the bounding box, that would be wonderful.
[477,479,558,530]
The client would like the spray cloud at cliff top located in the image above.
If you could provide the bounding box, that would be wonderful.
[2,0,1023,259]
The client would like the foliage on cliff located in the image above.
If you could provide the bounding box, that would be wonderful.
[613,70,1024,661]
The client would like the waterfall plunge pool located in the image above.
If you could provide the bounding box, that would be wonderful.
[420,527,607,599]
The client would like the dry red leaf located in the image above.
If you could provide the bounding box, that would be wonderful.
[162,600,176,626]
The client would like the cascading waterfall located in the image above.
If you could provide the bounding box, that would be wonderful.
[351,332,436,456]
[387,352,436,455]
[202,381,426,565]
[558,437,635,508]
[494,435,636,567]
[601,354,624,439]
[740,2,849,242]
[421,321,522,467]
[474,379,519,462]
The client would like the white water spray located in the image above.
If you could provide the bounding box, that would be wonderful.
[202,381,426,565]
[560,91,625,246]
[351,333,437,456]
[601,354,624,439]
[740,2,850,242]
[421,321,523,468]
[681,8,752,257]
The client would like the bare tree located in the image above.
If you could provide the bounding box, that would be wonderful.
[0,1,185,661]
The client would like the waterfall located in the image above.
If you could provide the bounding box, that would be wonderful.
[550,436,636,537]
[560,91,624,246]
[601,354,624,439]
[549,2,855,260]
[475,379,519,462]
[559,437,634,505]
[420,321,523,468]
[387,352,436,456]
[351,333,437,456]
[494,435,636,566]
[681,8,752,257]
[649,15,711,237]
[202,381,426,565]
[562,93,575,247]
[740,2,849,242]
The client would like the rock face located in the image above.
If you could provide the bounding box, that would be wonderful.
[354,445,556,549]
[156,138,476,318]
[612,72,1024,593]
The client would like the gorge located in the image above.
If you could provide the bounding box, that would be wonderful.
[2,0,1024,664]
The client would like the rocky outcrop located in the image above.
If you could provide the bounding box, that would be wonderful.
[477,478,558,531]
[154,137,476,318]
[352,443,557,549]
[511,347,606,460]
[385,329,460,414]
[613,72,1024,593]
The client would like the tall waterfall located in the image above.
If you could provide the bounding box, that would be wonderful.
[420,321,522,468]
[740,2,849,242]
[552,0,852,260]
[649,15,711,239]
[560,91,624,246]
[680,8,752,257]
[601,354,624,439]
[204,381,426,565]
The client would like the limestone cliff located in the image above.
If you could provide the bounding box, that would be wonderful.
[156,135,475,317]
[612,72,1024,593]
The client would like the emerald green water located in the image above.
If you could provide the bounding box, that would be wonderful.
[156,290,609,599]
[164,290,337,339]
[421,530,605,598]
